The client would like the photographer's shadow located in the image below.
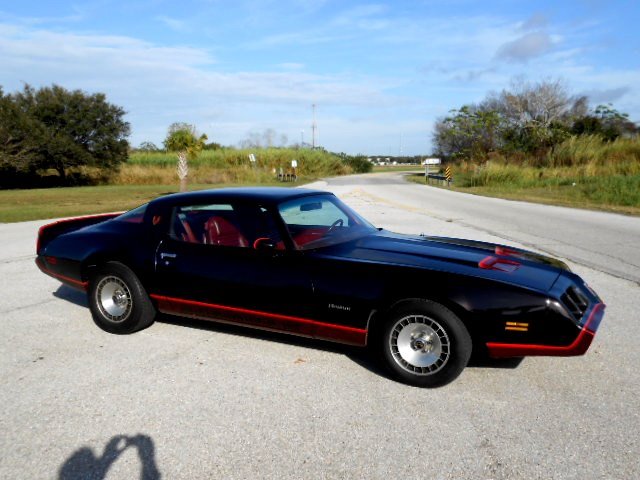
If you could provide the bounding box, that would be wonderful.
[59,434,160,480]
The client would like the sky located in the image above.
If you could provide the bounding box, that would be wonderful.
[1,0,639,155]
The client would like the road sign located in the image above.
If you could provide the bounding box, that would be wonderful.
[445,165,452,182]
[423,158,441,165]
[249,153,256,163]
[291,159,298,168]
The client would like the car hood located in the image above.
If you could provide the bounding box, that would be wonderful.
[322,230,565,292]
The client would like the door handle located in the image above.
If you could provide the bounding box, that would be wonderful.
[160,252,177,260]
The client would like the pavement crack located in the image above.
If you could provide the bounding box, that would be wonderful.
[1,298,56,315]
[0,254,36,264]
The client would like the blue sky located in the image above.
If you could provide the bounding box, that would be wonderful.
[1,0,638,155]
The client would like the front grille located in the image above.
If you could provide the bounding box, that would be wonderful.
[561,286,589,321]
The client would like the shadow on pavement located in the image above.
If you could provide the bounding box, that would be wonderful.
[158,314,523,380]
[468,355,524,369]
[58,434,160,480]
[50,287,523,381]
[54,285,88,308]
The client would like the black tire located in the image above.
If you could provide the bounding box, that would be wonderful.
[380,300,471,388]
[88,262,156,334]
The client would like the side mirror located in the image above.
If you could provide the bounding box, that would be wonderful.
[253,237,277,251]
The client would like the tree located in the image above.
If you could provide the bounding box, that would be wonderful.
[137,141,160,152]
[0,87,46,177]
[8,84,130,181]
[163,123,207,192]
[433,105,501,161]
[238,128,288,149]
[571,104,637,141]
[433,77,614,162]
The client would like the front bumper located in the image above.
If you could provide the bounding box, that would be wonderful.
[486,302,605,358]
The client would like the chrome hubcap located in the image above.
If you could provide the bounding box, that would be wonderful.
[96,276,132,323]
[389,315,450,375]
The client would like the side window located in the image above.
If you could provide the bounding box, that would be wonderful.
[169,203,284,249]
[170,204,249,248]
[234,204,285,250]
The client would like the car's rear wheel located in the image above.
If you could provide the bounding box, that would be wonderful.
[89,262,156,334]
[381,300,471,387]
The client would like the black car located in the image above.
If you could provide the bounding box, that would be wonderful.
[36,187,605,387]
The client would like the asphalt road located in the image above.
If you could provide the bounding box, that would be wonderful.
[321,172,640,284]
[1,174,638,479]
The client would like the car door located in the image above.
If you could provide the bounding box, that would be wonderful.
[151,200,317,337]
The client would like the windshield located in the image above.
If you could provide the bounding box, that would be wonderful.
[278,195,376,250]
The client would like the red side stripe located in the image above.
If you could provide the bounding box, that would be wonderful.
[150,294,367,346]
[36,258,88,291]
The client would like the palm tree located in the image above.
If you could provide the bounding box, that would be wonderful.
[163,123,208,191]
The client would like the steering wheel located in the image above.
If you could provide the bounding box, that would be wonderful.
[327,218,344,233]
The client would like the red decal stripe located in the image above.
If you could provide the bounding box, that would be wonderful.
[150,294,367,346]
[495,246,521,257]
[36,258,88,291]
[479,256,520,272]
[486,303,605,358]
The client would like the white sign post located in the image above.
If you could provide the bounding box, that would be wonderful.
[291,159,298,181]
[248,153,256,163]
[422,158,441,183]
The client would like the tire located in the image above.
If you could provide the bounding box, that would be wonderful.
[380,300,471,388]
[88,262,156,334]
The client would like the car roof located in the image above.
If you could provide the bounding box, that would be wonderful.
[149,187,331,207]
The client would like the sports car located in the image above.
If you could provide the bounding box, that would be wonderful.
[36,187,605,387]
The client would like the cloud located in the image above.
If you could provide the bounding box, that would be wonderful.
[0,9,83,25]
[155,15,188,32]
[330,3,389,29]
[584,86,631,103]
[495,31,553,63]
[519,13,548,32]
[0,23,404,147]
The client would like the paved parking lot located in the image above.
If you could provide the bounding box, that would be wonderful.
[1,177,638,479]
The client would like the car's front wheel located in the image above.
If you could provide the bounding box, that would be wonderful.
[381,300,471,387]
[89,262,156,334]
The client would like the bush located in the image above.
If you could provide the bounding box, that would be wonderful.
[341,154,372,173]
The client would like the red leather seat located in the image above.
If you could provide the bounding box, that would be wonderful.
[204,216,248,247]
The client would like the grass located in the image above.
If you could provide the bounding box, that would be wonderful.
[0,147,350,222]
[406,136,640,216]
[0,183,287,223]
[5,136,639,221]
[128,147,349,178]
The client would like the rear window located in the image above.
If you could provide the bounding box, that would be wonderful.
[114,204,147,224]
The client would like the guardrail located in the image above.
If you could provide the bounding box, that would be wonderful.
[424,173,453,186]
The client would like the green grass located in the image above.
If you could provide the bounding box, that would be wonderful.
[407,171,640,215]
[129,147,349,177]
[406,135,640,215]
[0,183,289,223]
[1,147,348,222]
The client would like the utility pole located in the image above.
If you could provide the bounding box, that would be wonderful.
[300,129,304,147]
[311,104,317,149]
